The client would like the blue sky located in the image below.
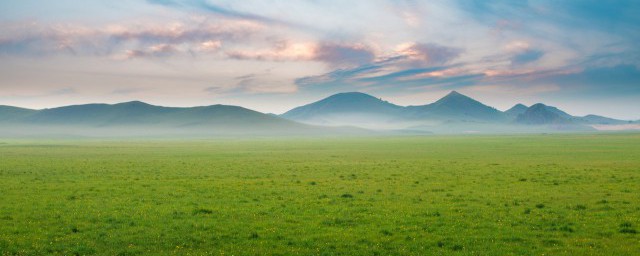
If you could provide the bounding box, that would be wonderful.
[0,0,638,119]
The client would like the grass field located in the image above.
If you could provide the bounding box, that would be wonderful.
[0,134,639,255]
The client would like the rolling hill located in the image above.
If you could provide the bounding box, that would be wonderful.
[0,102,346,137]
[515,103,574,125]
[0,105,37,122]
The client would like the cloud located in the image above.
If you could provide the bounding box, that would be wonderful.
[197,40,222,52]
[296,59,482,94]
[0,22,92,56]
[118,44,177,59]
[226,41,376,67]
[146,0,303,30]
[395,43,463,67]
[511,49,544,65]
[290,41,472,93]
[313,43,375,67]
[226,41,316,62]
[0,19,262,59]
[204,72,298,95]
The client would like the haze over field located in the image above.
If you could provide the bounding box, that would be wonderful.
[1,90,637,137]
[1,0,639,121]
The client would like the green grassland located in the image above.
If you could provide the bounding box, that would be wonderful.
[0,134,639,255]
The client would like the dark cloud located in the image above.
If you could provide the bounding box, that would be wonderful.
[398,43,463,67]
[0,24,77,56]
[108,22,255,46]
[146,0,307,30]
[511,49,544,65]
[296,56,481,95]
[124,44,177,59]
[313,43,376,67]
[294,42,469,93]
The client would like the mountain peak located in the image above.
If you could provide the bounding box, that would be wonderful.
[506,103,528,112]
[530,103,547,108]
[447,90,462,96]
[434,90,477,105]
[440,90,467,99]
[116,101,152,107]
[326,92,377,100]
[505,103,529,118]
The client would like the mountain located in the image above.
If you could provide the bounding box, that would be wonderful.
[505,104,528,119]
[281,92,405,129]
[2,92,634,136]
[513,104,628,127]
[515,103,574,125]
[578,115,628,125]
[407,91,506,122]
[280,90,634,132]
[0,101,343,137]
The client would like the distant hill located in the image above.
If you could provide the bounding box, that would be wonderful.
[578,115,628,125]
[407,91,506,122]
[0,102,352,137]
[1,91,635,136]
[279,91,634,132]
[515,103,573,125]
[281,92,406,129]
[0,105,37,122]
[513,103,628,127]
[281,91,508,130]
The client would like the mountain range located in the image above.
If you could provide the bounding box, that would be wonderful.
[282,91,633,132]
[0,91,637,137]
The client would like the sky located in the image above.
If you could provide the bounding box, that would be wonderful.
[0,0,639,119]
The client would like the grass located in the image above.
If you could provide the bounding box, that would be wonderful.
[0,133,639,255]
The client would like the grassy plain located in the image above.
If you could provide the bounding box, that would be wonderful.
[0,134,639,255]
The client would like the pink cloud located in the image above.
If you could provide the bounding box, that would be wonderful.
[395,42,463,67]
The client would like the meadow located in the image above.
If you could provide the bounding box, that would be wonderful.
[0,133,639,255]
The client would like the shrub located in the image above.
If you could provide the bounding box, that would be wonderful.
[341,193,353,198]
[381,230,393,236]
[192,208,214,215]
[620,222,637,234]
